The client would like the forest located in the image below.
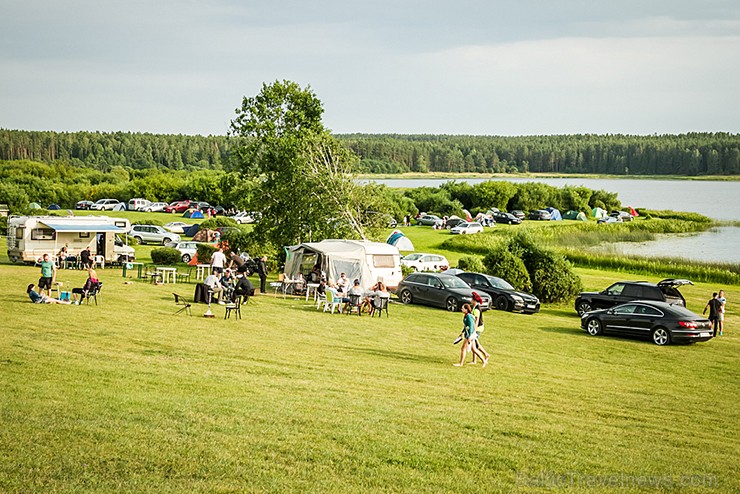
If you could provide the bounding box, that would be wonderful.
[1,129,738,176]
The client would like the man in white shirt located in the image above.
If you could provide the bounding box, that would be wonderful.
[204,270,225,304]
[211,247,226,275]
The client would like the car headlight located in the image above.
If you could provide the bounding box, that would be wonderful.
[511,295,524,302]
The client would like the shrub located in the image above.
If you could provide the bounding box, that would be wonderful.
[132,219,164,226]
[150,247,182,265]
[456,255,485,273]
[526,250,582,303]
[197,243,217,264]
[483,248,532,292]
[199,217,238,229]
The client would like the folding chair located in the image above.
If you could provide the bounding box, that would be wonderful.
[344,293,363,316]
[173,293,192,316]
[82,282,102,305]
[224,295,242,320]
[370,296,389,318]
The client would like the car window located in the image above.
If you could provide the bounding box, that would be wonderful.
[411,274,429,285]
[441,277,469,289]
[622,285,642,297]
[474,274,488,286]
[605,283,625,296]
[613,305,636,314]
[488,276,514,290]
[634,305,662,316]
[428,277,443,289]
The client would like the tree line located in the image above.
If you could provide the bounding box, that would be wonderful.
[1,129,738,176]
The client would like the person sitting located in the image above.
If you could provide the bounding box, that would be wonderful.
[232,272,255,301]
[370,282,390,315]
[309,264,322,283]
[343,279,364,313]
[57,246,69,267]
[204,269,225,305]
[336,272,349,293]
[27,284,71,304]
[220,268,236,300]
[71,268,100,304]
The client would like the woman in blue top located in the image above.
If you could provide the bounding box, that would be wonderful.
[454,304,488,367]
[27,284,71,304]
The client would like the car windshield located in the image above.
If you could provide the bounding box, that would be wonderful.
[441,277,469,289]
[487,276,514,290]
[456,223,469,228]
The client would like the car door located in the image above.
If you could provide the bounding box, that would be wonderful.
[425,275,448,308]
[602,304,638,335]
[596,282,627,309]
[630,304,664,335]
[408,273,432,304]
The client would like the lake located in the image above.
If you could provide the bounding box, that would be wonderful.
[366,177,740,264]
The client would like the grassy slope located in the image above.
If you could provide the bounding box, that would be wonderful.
[1,227,738,493]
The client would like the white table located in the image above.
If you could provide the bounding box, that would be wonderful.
[156,267,177,284]
[196,264,210,281]
[306,283,320,301]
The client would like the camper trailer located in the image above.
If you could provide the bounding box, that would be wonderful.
[284,240,402,292]
[7,215,135,264]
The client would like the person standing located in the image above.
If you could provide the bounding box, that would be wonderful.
[38,253,57,297]
[703,292,722,337]
[228,250,246,272]
[80,246,92,269]
[454,304,488,367]
[210,247,226,275]
[257,255,268,294]
[717,289,727,336]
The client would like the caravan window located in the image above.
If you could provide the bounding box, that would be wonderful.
[373,255,395,268]
[31,228,55,240]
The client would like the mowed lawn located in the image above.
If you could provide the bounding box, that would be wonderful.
[1,253,738,491]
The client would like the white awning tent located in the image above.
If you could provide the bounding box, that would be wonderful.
[284,239,402,291]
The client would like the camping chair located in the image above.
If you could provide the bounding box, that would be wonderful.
[93,255,105,269]
[369,296,389,318]
[322,289,342,314]
[344,293,363,316]
[82,282,102,305]
[173,293,192,316]
[176,267,193,284]
[224,295,242,320]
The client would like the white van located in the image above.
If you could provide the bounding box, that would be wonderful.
[128,198,151,211]
[7,215,135,264]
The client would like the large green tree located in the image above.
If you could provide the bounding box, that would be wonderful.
[230,80,368,251]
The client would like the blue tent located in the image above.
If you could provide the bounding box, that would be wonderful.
[183,210,205,219]
[183,223,200,237]
[545,207,562,221]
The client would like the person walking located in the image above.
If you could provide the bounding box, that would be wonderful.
[257,255,268,294]
[703,292,722,337]
[38,253,56,297]
[717,289,727,336]
[470,292,491,364]
[454,304,488,367]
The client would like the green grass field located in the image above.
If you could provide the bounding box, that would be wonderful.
[1,225,738,493]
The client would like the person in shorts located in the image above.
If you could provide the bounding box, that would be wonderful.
[38,253,56,297]
[27,284,70,304]
[717,289,727,336]
[703,292,722,337]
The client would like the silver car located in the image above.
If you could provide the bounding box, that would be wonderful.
[129,224,181,245]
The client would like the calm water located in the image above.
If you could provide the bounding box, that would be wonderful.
[367,177,740,264]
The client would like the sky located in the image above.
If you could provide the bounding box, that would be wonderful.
[1,0,739,136]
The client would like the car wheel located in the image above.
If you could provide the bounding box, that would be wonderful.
[652,327,671,346]
[182,254,191,263]
[410,266,418,272]
[162,238,171,245]
[133,236,143,245]
[495,295,510,311]
[576,301,592,316]
[146,208,153,212]
[586,318,603,336]
[400,290,413,305]
[446,297,460,312]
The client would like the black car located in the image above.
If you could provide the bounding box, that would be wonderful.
[575,279,692,316]
[445,217,466,229]
[580,300,713,346]
[397,272,491,312]
[493,212,522,225]
[456,272,539,313]
[528,210,552,220]
[75,200,94,210]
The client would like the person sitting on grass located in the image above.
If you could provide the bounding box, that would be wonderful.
[27,284,72,305]
[71,268,100,305]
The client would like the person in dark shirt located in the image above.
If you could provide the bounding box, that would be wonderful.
[257,256,268,293]
[232,273,254,301]
[703,292,722,336]
[80,246,92,269]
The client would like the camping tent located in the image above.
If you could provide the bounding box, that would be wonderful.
[192,228,220,242]
[592,207,607,219]
[284,239,402,291]
[628,206,639,217]
[113,203,126,211]
[183,210,205,219]
[183,223,200,237]
[545,207,562,221]
[386,230,414,251]
[563,210,588,221]
[29,202,41,209]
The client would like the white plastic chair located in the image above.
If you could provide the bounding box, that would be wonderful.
[322,289,342,314]
[93,255,105,269]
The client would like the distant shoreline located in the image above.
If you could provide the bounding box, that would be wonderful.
[357,172,740,182]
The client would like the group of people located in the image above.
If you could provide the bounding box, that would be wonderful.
[209,247,268,293]
[454,292,490,367]
[313,272,390,315]
[704,290,728,336]
[55,246,94,269]
[27,253,101,305]
[203,267,255,305]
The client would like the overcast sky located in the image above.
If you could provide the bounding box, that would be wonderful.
[1,1,739,136]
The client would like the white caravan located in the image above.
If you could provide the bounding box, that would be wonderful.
[6,215,135,264]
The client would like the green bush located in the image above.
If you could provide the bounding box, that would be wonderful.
[132,219,164,226]
[483,248,532,292]
[199,217,238,229]
[456,255,485,273]
[526,250,582,303]
[197,243,217,264]
[150,247,182,265]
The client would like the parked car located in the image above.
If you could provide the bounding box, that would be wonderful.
[213,206,226,216]
[510,210,526,220]
[129,224,181,245]
[580,300,713,346]
[450,221,484,235]
[232,211,257,224]
[75,200,94,210]
[456,272,540,313]
[416,214,442,226]
[128,198,151,211]
[163,221,190,234]
[493,212,522,225]
[172,241,201,263]
[444,216,466,229]
[401,253,449,272]
[164,200,196,214]
[143,202,168,212]
[575,279,692,315]
[528,210,552,220]
[90,199,120,211]
[610,211,633,222]
[397,272,492,312]
[598,215,622,224]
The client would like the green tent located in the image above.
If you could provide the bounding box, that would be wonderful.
[29,202,41,209]
[564,210,588,221]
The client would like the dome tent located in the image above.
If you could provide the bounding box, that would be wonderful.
[386,230,414,251]
[183,210,205,219]
[545,207,562,221]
